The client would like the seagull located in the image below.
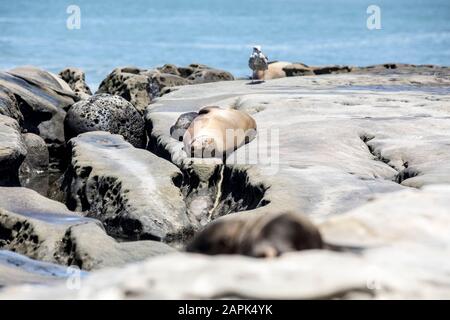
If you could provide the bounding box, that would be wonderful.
[248,45,269,83]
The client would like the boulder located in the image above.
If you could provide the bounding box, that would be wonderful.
[64,94,146,148]
[0,115,27,186]
[0,187,175,270]
[58,67,92,100]
[97,64,234,112]
[19,133,49,174]
[63,131,194,243]
[0,87,23,125]
[96,67,155,113]
[18,133,49,194]
[187,66,234,84]
[0,66,77,161]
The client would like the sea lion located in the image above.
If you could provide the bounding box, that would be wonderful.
[170,111,198,141]
[183,106,257,160]
[254,61,291,80]
[186,211,323,257]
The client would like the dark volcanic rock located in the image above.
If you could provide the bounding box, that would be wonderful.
[96,67,155,113]
[64,94,146,148]
[97,64,234,112]
[0,115,27,186]
[0,187,175,270]
[59,67,92,100]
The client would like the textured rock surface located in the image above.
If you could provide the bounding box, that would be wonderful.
[0,115,27,186]
[59,67,92,100]
[63,131,193,242]
[0,87,23,125]
[0,187,174,270]
[64,94,146,148]
[2,185,450,299]
[0,66,77,160]
[96,64,234,112]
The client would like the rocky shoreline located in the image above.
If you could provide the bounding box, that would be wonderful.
[0,62,449,299]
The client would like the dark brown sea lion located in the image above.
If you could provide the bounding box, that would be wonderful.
[186,211,323,257]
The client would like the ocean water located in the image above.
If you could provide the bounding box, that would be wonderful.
[0,0,449,89]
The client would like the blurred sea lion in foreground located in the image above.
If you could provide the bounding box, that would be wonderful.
[182,106,257,160]
[186,211,323,257]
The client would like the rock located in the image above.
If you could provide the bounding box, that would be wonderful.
[3,186,450,299]
[0,250,87,287]
[148,71,190,95]
[97,64,234,111]
[0,187,175,270]
[96,67,155,113]
[64,94,146,148]
[0,115,27,186]
[63,131,194,243]
[157,64,181,76]
[187,68,234,84]
[0,87,23,125]
[187,211,323,257]
[0,66,77,162]
[19,133,49,174]
[18,133,49,194]
[58,67,92,100]
[3,242,449,299]
[7,66,74,96]
[318,185,450,248]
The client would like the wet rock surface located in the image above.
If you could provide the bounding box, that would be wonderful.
[0,250,86,287]
[64,94,146,148]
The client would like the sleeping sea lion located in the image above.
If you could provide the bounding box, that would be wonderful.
[186,211,323,257]
[183,106,257,160]
[254,61,291,80]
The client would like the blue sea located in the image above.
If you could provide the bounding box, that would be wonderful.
[1,0,449,89]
